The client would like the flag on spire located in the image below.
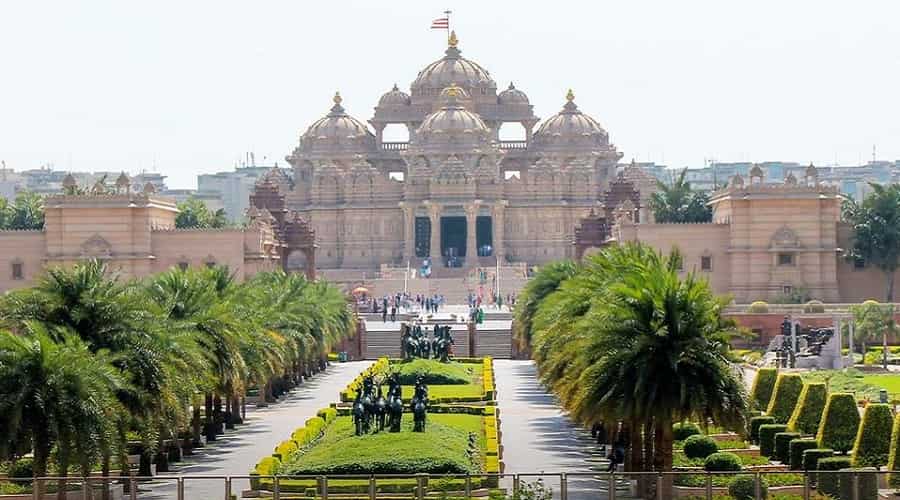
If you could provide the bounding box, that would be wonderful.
[431,17,449,29]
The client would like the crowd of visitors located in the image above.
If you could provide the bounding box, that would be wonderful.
[368,292,447,321]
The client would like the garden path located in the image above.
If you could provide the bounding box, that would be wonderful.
[494,359,635,500]
[141,360,372,500]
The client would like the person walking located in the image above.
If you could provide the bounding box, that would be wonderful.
[390,305,397,322]
[606,440,625,473]
[382,306,388,322]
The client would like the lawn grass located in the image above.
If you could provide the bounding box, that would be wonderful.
[393,359,478,385]
[280,414,485,475]
[800,368,900,400]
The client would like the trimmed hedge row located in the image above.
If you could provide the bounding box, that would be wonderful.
[817,456,852,498]
[251,407,334,487]
[802,448,834,472]
[816,393,860,454]
[750,368,778,411]
[789,439,819,470]
[483,357,495,400]
[787,382,827,434]
[766,373,804,424]
[888,413,900,486]
[758,424,787,457]
[853,403,892,467]
[340,358,390,401]
[749,416,775,444]
[774,432,801,463]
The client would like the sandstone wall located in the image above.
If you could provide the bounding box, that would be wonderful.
[0,231,46,291]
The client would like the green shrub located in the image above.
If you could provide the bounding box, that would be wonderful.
[750,368,778,411]
[683,434,718,459]
[748,301,769,314]
[852,403,892,467]
[789,439,819,470]
[758,424,787,457]
[317,407,337,424]
[673,422,702,441]
[766,373,804,424]
[250,456,281,489]
[802,448,834,471]
[838,468,878,500]
[885,413,900,486]
[5,458,34,479]
[774,432,801,463]
[817,456,852,497]
[394,359,474,385]
[749,416,776,444]
[704,452,742,472]
[787,383,827,434]
[816,393,861,453]
[728,475,768,500]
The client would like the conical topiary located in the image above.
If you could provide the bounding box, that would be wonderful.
[766,373,804,424]
[787,383,827,434]
[852,403,893,467]
[750,368,778,411]
[886,413,900,486]
[816,393,861,454]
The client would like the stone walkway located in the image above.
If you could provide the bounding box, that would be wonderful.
[494,360,632,500]
[141,361,370,499]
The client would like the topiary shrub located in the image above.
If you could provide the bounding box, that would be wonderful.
[852,403,893,467]
[816,393,861,454]
[789,439,819,470]
[728,475,768,500]
[774,432,801,463]
[704,452,742,472]
[673,422,702,441]
[683,434,719,459]
[803,448,834,472]
[758,424,788,457]
[766,373,804,424]
[748,301,769,314]
[787,382,827,434]
[817,456,853,497]
[838,468,878,500]
[750,368,778,411]
[888,413,900,487]
[749,416,776,444]
[803,300,825,314]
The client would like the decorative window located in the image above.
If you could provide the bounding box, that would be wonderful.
[777,253,795,266]
[700,256,712,271]
[782,285,793,296]
[11,261,24,280]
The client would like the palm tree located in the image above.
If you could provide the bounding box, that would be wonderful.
[512,260,579,353]
[530,244,748,497]
[7,191,45,230]
[0,324,125,499]
[649,169,713,223]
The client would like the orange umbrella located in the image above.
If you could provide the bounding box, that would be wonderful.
[351,286,370,295]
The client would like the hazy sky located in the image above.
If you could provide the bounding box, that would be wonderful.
[1,1,898,189]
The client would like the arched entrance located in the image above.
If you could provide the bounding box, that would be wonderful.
[441,216,467,265]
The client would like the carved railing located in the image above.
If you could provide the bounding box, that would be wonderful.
[499,140,528,150]
[381,142,409,151]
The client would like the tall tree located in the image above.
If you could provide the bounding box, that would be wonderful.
[843,184,900,301]
[4,191,45,230]
[175,198,228,229]
[512,260,579,352]
[850,300,898,368]
[649,169,713,223]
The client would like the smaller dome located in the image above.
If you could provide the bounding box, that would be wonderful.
[299,92,375,154]
[378,84,410,107]
[498,82,529,105]
[415,85,491,147]
[533,89,609,150]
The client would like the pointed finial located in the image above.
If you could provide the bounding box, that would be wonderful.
[448,30,458,47]
[508,82,515,90]
[392,83,399,91]
[333,91,342,105]
[566,89,575,102]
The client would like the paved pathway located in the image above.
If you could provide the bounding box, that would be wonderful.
[142,361,370,499]
[494,360,632,500]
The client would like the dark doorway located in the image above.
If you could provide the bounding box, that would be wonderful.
[440,216,467,263]
[476,216,493,256]
[415,217,431,258]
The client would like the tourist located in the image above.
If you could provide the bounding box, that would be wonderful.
[606,441,625,473]
[382,307,387,323]
[591,421,607,453]
[390,305,397,322]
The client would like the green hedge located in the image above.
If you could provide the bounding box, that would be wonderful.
[852,403,893,467]
[886,414,900,486]
[393,359,475,385]
[789,439,819,470]
[750,368,778,411]
[704,452,741,472]
[774,432,801,463]
[749,416,775,444]
[838,468,878,500]
[317,408,337,424]
[766,373,804,424]
[816,393,861,453]
[802,448,834,472]
[817,456,852,497]
[787,382,827,434]
[683,434,718,459]
[673,422,702,441]
[758,424,787,457]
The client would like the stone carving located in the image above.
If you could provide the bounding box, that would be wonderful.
[771,226,801,248]
[80,234,113,257]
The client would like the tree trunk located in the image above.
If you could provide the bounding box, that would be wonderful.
[885,331,890,370]
[242,396,247,421]
[191,401,202,448]
[205,393,216,442]
[652,419,674,500]
[213,394,223,435]
[138,447,153,477]
[642,421,655,497]
[225,395,235,430]
[154,435,169,473]
[887,271,896,302]
[100,454,111,500]
[33,435,50,500]
[56,446,69,500]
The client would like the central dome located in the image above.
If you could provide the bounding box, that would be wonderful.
[411,31,496,96]
[415,85,491,148]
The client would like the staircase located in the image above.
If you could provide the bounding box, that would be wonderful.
[475,322,513,358]
[364,322,403,358]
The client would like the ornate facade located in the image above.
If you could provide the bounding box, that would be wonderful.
[270,32,631,272]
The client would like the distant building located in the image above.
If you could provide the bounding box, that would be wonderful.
[197,165,277,222]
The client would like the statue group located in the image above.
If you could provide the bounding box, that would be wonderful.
[401,323,454,362]
[351,373,429,435]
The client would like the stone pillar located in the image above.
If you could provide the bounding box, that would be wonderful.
[465,203,478,265]
[492,202,506,262]
[428,203,441,262]
[401,202,416,263]
[374,124,385,148]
